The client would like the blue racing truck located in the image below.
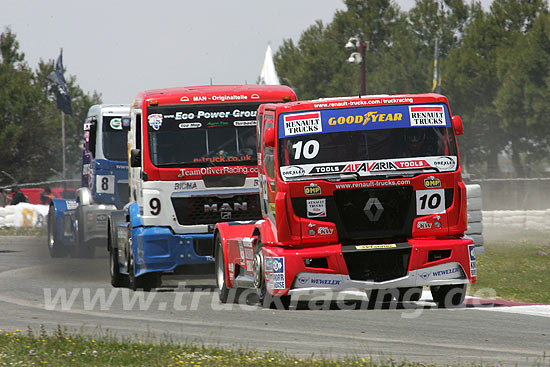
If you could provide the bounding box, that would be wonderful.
[47,104,130,258]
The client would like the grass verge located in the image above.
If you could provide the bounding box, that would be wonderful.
[0,326,494,367]
[0,226,46,236]
[469,237,550,304]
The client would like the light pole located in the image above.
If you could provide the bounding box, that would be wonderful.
[345,36,368,95]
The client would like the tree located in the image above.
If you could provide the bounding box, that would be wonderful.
[0,27,101,187]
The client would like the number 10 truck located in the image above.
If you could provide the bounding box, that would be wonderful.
[214,93,477,308]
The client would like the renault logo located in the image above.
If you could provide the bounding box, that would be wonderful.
[363,198,384,221]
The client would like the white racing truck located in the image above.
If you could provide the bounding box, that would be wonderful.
[108,85,297,290]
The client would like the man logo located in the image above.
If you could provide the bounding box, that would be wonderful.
[363,198,384,221]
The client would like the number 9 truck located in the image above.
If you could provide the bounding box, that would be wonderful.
[214,93,477,308]
[108,85,296,291]
[48,104,130,258]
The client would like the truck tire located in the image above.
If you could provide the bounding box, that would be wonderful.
[74,216,95,258]
[128,249,159,292]
[215,234,230,303]
[430,284,467,308]
[398,287,423,303]
[47,205,67,258]
[254,239,290,310]
[108,224,128,288]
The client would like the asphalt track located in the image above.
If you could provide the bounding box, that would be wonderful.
[0,236,548,366]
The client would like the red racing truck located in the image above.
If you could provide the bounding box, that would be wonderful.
[214,93,477,308]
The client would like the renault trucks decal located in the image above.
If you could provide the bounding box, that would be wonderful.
[280,156,457,180]
[278,104,451,138]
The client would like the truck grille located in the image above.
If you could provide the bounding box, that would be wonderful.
[333,187,415,240]
[343,247,411,282]
[171,194,261,225]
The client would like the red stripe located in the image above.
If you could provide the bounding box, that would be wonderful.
[411,106,443,112]
[285,112,320,121]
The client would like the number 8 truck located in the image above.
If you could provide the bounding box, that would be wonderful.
[214,93,477,308]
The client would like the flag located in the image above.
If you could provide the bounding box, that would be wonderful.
[259,45,280,85]
[47,49,73,115]
[432,39,441,94]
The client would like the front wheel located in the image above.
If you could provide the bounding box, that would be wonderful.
[74,216,95,258]
[430,284,467,308]
[128,249,159,292]
[47,205,67,258]
[253,239,290,310]
[215,234,229,303]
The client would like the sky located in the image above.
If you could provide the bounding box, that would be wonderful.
[2,0,490,104]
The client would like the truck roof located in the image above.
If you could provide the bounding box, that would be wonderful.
[87,104,130,117]
[264,93,449,114]
[132,84,296,108]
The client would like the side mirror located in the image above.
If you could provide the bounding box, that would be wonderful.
[264,127,275,148]
[121,116,131,131]
[130,149,141,167]
[452,115,464,136]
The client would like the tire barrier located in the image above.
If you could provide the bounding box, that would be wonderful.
[0,203,49,227]
[466,184,484,253]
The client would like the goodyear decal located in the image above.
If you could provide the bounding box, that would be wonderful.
[279,104,451,138]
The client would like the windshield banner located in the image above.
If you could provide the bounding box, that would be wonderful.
[279,156,457,180]
[279,104,450,138]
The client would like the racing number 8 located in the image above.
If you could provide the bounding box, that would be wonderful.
[101,177,109,191]
[292,140,319,160]
[150,198,161,215]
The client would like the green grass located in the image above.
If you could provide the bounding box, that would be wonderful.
[469,238,550,304]
[0,326,497,367]
[0,226,46,236]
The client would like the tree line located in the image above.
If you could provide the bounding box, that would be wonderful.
[0,27,100,187]
[274,0,550,178]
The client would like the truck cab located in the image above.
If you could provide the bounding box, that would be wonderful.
[214,94,477,308]
[108,85,297,290]
[48,104,130,258]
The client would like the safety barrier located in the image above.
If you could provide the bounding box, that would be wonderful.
[466,184,484,250]
[0,203,49,227]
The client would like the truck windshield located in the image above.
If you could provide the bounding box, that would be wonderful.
[102,116,127,161]
[278,103,458,180]
[147,103,259,167]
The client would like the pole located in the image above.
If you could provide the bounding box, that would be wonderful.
[61,111,66,197]
[359,41,366,96]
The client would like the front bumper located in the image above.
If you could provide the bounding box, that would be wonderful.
[262,237,475,297]
[133,227,214,277]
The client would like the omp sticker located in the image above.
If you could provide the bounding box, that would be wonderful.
[468,244,477,277]
[416,189,445,215]
[66,201,78,210]
[409,105,446,126]
[304,183,322,195]
[148,114,163,130]
[306,199,326,218]
[283,112,322,137]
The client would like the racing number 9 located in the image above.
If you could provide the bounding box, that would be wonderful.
[150,198,161,216]
[292,140,319,160]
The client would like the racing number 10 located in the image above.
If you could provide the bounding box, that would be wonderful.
[416,189,445,215]
[292,140,319,160]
